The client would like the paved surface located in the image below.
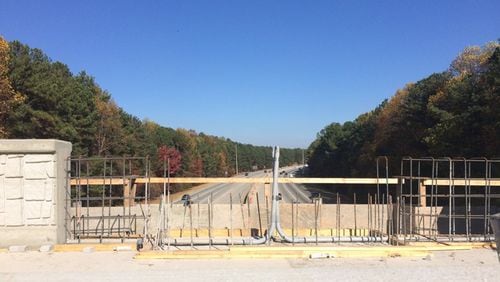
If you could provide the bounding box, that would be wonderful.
[179,167,316,204]
[0,249,499,281]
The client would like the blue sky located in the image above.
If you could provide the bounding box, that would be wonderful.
[1,1,499,148]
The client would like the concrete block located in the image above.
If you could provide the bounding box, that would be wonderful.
[0,156,5,175]
[9,245,27,252]
[83,246,95,253]
[25,154,54,163]
[45,161,55,178]
[25,201,42,219]
[4,178,23,199]
[5,199,23,226]
[24,179,47,201]
[39,244,53,252]
[309,253,331,259]
[24,162,52,180]
[26,217,45,225]
[41,202,53,218]
[5,156,23,177]
[0,176,5,212]
[113,246,133,252]
[44,179,55,201]
[49,206,56,225]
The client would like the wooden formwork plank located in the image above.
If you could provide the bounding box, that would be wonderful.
[70,178,127,185]
[124,177,400,185]
[422,179,500,186]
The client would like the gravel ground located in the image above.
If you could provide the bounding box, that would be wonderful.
[0,249,499,281]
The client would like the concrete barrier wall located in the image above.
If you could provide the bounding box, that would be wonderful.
[0,139,71,247]
[69,203,389,234]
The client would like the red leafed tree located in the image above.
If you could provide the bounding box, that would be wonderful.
[157,145,182,175]
[191,157,203,177]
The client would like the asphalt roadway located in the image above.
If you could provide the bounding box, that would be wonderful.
[175,167,313,204]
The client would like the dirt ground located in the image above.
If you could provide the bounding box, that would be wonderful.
[0,248,499,281]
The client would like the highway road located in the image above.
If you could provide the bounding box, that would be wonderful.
[175,167,314,204]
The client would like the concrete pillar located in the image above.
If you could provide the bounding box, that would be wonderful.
[0,139,72,247]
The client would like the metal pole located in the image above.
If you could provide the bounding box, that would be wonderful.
[167,158,171,249]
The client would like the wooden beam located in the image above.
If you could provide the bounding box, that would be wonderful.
[134,177,400,185]
[419,180,426,207]
[70,178,126,186]
[422,179,500,186]
[69,177,500,186]
[279,177,399,184]
[135,177,270,184]
[123,180,131,207]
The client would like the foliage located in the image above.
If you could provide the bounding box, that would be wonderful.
[308,41,500,177]
[157,145,182,175]
[0,36,24,137]
[2,38,304,177]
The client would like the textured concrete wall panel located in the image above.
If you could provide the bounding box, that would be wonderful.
[0,155,6,175]
[5,155,23,177]
[44,179,55,201]
[0,139,72,246]
[41,201,53,218]
[24,161,54,180]
[25,200,42,219]
[4,178,23,200]
[5,199,23,226]
[0,175,4,213]
[24,179,47,201]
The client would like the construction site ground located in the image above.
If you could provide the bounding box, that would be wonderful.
[0,247,498,281]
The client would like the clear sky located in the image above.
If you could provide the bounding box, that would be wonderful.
[1,1,499,148]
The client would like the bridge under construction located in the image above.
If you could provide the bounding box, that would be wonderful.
[67,147,500,252]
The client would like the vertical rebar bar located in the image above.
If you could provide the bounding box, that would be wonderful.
[230,192,233,246]
[239,193,246,229]
[101,159,106,243]
[354,193,357,237]
[256,192,263,238]
[189,204,194,248]
[291,197,295,246]
[337,192,341,243]
[209,193,213,249]
[314,198,319,245]
[265,195,270,246]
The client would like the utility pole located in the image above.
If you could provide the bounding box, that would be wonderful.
[235,144,239,175]
[302,149,305,166]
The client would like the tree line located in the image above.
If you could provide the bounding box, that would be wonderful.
[307,42,500,177]
[0,37,303,177]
